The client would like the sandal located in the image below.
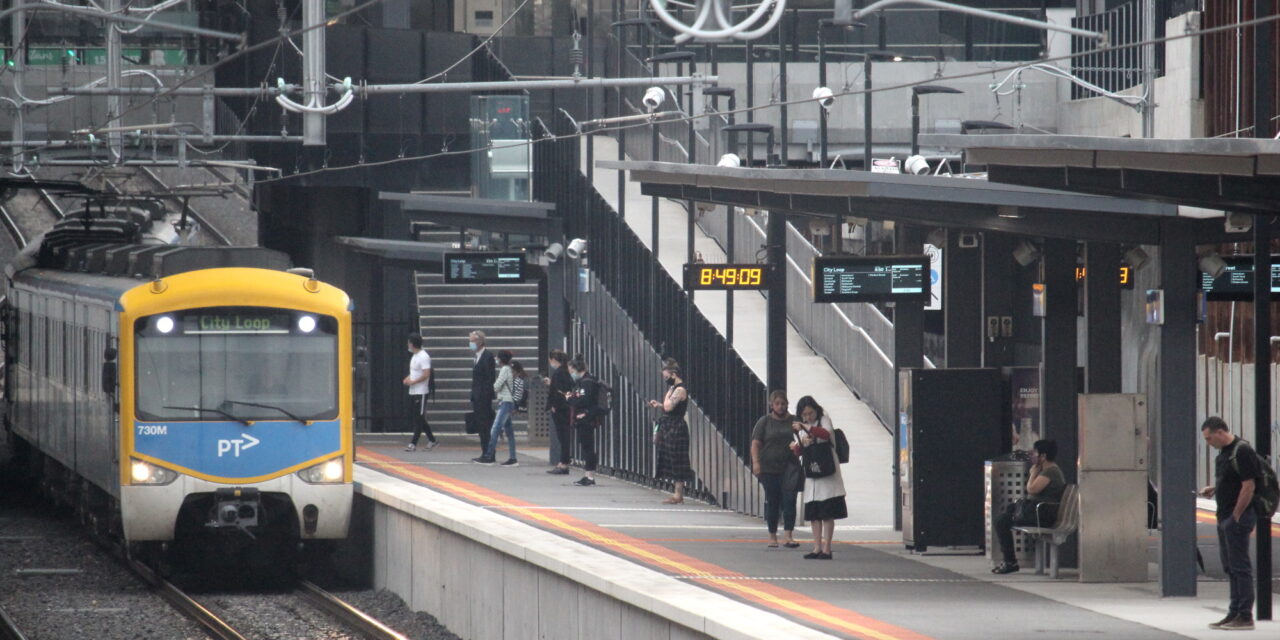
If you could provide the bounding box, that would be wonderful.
[767,542,779,548]
[662,497,684,504]
[783,541,800,549]
[991,562,1020,575]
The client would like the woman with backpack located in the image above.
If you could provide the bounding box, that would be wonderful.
[475,349,519,467]
[566,355,604,486]
[649,360,692,504]
[790,396,846,559]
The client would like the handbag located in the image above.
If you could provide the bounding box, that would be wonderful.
[802,440,837,478]
[782,459,805,492]
[464,411,478,435]
[1011,497,1041,526]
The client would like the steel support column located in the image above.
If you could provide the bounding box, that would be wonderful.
[945,231,983,368]
[767,209,788,392]
[1252,215,1273,620]
[894,224,925,531]
[1159,220,1198,597]
[981,233,1015,369]
[1040,238,1078,483]
[1085,242,1122,393]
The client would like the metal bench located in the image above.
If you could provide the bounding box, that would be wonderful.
[1013,484,1079,578]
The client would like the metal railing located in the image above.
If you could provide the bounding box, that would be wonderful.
[534,118,768,515]
[1070,0,1164,98]
[699,209,897,431]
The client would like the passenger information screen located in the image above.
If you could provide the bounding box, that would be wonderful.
[443,252,526,284]
[1200,255,1280,301]
[812,256,929,303]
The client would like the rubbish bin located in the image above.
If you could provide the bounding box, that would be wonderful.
[985,455,1033,565]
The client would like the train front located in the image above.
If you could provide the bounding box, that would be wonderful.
[118,268,354,544]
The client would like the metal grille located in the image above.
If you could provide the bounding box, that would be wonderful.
[1070,0,1164,99]
[985,460,1033,563]
[1203,0,1280,137]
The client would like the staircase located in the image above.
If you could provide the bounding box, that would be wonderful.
[414,272,540,433]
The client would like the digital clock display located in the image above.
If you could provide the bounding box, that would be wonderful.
[683,264,771,290]
[812,255,929,303]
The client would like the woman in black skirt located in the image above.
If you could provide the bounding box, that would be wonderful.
[790,396,846,559]
[649,360,692,504]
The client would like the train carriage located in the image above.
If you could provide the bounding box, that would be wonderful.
[3,218,354,551]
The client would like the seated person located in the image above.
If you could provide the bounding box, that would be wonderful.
[993,439,1067,575]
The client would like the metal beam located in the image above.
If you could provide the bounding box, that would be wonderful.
[853,0,1107,41]
[1084,242,1122,393]
[1159,219,1198,597]
[893,224,925,532]
[303,0,326,146]
[356,75,718,95]
[944,230,982,367]
[1252,214,1273,620]
[0,3,243,41]
[1040,237,1079,484]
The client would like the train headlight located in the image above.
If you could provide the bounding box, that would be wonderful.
[156,316,175,334]
[297,315,316,333]
[298,457,345,484]
[130,459,178,485]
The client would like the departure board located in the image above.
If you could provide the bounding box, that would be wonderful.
[443,252,526,284]
[1200,256,1280,301]
[812,255,929,303]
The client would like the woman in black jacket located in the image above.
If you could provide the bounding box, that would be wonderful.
[566,354,604,487]
[545,350,575,475]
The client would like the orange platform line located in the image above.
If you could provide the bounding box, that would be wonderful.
[358,447,934,640]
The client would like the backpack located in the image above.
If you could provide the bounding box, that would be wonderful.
[833,428,850,464]
[512,376,528,411]
[1230,440,1280,519]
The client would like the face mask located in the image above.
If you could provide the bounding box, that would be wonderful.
[469,342,478,351]
[571,372,583,381]
[666,378,675,387]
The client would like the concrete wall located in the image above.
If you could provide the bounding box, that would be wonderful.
[356,468,838,640]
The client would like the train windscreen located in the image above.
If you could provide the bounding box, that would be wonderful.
[134,307,339,422]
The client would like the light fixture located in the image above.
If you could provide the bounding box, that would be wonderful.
[156,315,175,334]
[566,238,588,260]
[1013,240,1042,267]
[543,242,564,263]
[925,228,946,248]
[812,86,834,110]
[1225,212,1252,233]
[1198,251,1227,279]
[1124,246,1150,271]
[717,153,742,168]
[297,315,317,333]
[997,206,1022,219]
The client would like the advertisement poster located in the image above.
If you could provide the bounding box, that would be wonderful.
[1009,367,1041,451]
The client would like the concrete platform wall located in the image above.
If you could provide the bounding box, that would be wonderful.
[356,468,837,640]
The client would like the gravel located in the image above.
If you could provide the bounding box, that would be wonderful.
[330,589,462,640]
[0,500,205,640]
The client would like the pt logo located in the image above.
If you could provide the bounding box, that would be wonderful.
[217,434,260,457]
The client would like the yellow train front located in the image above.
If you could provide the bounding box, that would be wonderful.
[5,234,353,553]
[119,267,354,544]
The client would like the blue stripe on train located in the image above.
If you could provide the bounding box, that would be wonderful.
[132,420,342,479]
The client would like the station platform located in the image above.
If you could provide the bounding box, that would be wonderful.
[354,434,1276,640]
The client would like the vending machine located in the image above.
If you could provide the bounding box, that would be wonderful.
[900,368,1004,552]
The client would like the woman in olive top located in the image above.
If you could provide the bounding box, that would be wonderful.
[751,390,800,548]
[992,439,1067,574]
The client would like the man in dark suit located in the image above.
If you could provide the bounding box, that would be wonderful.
[469,330,496,457]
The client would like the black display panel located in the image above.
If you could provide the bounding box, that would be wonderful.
[443,252,526,284]
[812,255,929,303]
[683,263,771,290]
[1199,255,1280,301]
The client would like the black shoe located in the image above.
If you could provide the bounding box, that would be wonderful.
[782,541,800,549]
[471,457,495,465]
[818,552,832,560]
[1209,614,1238,630]
[803,552,821,559]
[1221,615,1254,630]
[500,459,519,467]
[546,467,570,475]
[991,562,1020,575]
[573,477,595,486]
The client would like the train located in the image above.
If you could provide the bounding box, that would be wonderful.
[2,213,354,559]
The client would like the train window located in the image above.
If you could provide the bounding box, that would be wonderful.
[134,307,340,422]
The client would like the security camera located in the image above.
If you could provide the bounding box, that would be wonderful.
[812,86,834,110]
[543,242,564,263]
[717,153,741,168]
[1225,212,1253,234]
[566,238,588,260]
[643,87,666,112]
[904,155,930,175]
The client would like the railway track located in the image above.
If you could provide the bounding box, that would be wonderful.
[0,603,28,640]
[134,166,232,246]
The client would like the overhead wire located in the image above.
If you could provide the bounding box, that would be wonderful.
[412,0,532,85]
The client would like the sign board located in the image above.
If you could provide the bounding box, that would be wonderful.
[924,244,942,311]
[870,158,901,174]
[683,263,771,290]
[811,255,928,303]
[1075,265,1136,289]
[1199,255,1280,301]
[443,252,526,284]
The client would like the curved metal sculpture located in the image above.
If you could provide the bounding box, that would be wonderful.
[647,0,789,43]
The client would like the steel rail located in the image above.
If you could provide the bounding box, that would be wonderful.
[0,603,29,640]
[127,560,249,640]
[297,580,410,640]
[135,166,232,246]
[35,188,65,220]
[0,204,28,249]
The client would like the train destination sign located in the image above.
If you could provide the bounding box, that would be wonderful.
[443,252,526,284]
[683,263,771,290]
[812,255,929,303]
[186,312,290,335]
[1200,255,1280,301]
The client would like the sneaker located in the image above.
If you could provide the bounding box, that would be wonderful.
[425,441,439,450]
[991,562,1020,575]
[573,477,595,486]
[1220,615,1254,631]
[403,444,416,452]
[546,467,570,475]
[500,459,519,467]
[471,456,495,465]
[1209,614,1238,630]
[803,551,822,559]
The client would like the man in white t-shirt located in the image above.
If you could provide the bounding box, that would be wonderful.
[404,334,437,451]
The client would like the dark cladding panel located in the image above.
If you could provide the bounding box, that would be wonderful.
[424,32,476,136]
[367,28,424,82]
[326,26,366,134]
